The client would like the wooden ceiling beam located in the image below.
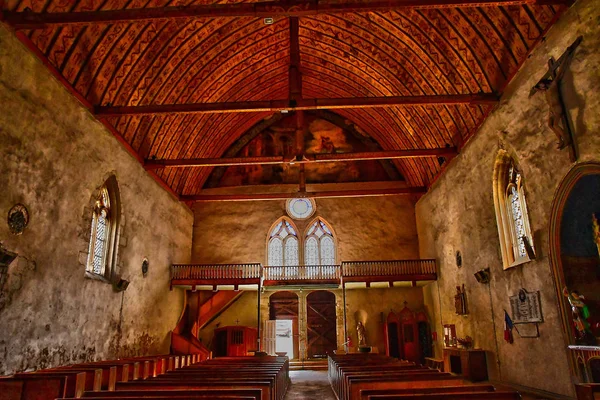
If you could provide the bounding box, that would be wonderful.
[144,147,457,169]
[1,0,572,30]
[180,186,427,202]
[95,94,498,117]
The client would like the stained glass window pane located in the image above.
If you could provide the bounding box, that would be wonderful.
[320,221,332,235]
[287,198,315,219]
[284,221,296,235]
[509,187,527,258]
[307,222,317,236]
[269,238,283,266]
[271,221,283,237]
[305,237,319,266]
[92,211,108,274]
[321,236,335,265]
[284,237,299,266]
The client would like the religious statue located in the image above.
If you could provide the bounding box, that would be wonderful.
[563,286,596,345]
[454,285,467,315]
[592,213,600,259]
[356,321,367,346]
[531,36,582,153]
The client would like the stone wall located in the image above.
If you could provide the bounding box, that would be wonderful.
[0,25,193,375]
[416,0,600,396]
[192,195,420,264]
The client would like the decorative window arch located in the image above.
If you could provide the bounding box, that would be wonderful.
[304,218,336,265]
[268,218,299,266]
[86,176,121,280]
[493,150,534,269]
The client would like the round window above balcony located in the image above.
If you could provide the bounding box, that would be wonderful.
[286,198,315,220]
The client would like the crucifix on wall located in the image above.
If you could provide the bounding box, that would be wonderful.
[530,36,582,162]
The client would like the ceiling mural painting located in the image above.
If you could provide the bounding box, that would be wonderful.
[213,113,399,187]
[0,0,569,199]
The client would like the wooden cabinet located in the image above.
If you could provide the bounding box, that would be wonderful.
[443,348,488,382]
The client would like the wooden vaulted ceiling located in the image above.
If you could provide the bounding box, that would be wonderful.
[1,0,568,200]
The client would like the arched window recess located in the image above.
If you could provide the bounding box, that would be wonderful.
[304,218,336,266]
[493,150,535,269]
[86,176,121,281]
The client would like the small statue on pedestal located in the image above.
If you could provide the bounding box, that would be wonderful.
[563,286,596,345]
[357,321,367,347]
[455,285,467,315]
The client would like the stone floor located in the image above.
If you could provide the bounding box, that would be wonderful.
[284,370,336,400]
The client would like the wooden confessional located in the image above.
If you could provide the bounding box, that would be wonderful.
[384,306,431,364]
[213,326,258,357]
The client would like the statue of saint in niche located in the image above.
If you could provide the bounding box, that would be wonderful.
[356,321,367,346]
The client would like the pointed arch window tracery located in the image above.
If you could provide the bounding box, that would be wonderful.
[493,151,534,269]
[268,219,299,267]
[86,176,121,280]
[305,219,336,266]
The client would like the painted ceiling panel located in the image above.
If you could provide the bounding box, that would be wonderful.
[1,0,565,196]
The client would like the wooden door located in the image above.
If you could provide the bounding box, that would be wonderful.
[384,312,402,358]
[399,306,419,363]
[417,311,432,365]
[263,320,277,355]
[214,329,228,357]
[306,290,337,358]
[269,291,299,359]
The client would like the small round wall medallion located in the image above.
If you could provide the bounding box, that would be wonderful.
[8,203,29,235]
[456,251,462,268]
[142,258,149,277]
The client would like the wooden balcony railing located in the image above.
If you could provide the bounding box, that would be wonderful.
[263,265,340,284]
[171,263,262,287]
[170,260,437,288]
[341,259,437,283]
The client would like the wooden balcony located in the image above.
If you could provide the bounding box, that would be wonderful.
[170,259,437,290]
[170,263,262,290]
[341,259,437,287]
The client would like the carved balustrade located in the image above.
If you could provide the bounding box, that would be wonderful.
[170,259,437,288]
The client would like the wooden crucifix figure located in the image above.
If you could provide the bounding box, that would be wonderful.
[530,36,582,162]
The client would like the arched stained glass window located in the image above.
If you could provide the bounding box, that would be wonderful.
[268,219,299,266]
[493,151,534,269]
[305,219,336,266]
[86,176,120,280]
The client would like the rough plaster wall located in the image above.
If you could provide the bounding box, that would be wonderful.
[192,196,419,263]
[416,0,600,396]
[0,25,192,375]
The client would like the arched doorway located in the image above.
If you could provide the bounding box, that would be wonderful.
[306,290,337,358]
[549,162,600,382]
[269,291,299,359]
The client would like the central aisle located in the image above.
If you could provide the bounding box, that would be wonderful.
[284,370,337,400]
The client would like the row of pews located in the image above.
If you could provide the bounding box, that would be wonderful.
[328,354,522,400]
[0,353,289,400]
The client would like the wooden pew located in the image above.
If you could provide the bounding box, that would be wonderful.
[0,371,86,399]
[360,384,498,399]
[76,388,263,399]
[49,365,117,390]
[365,392,521,399]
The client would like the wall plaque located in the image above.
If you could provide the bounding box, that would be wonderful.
[510,289,543,323]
